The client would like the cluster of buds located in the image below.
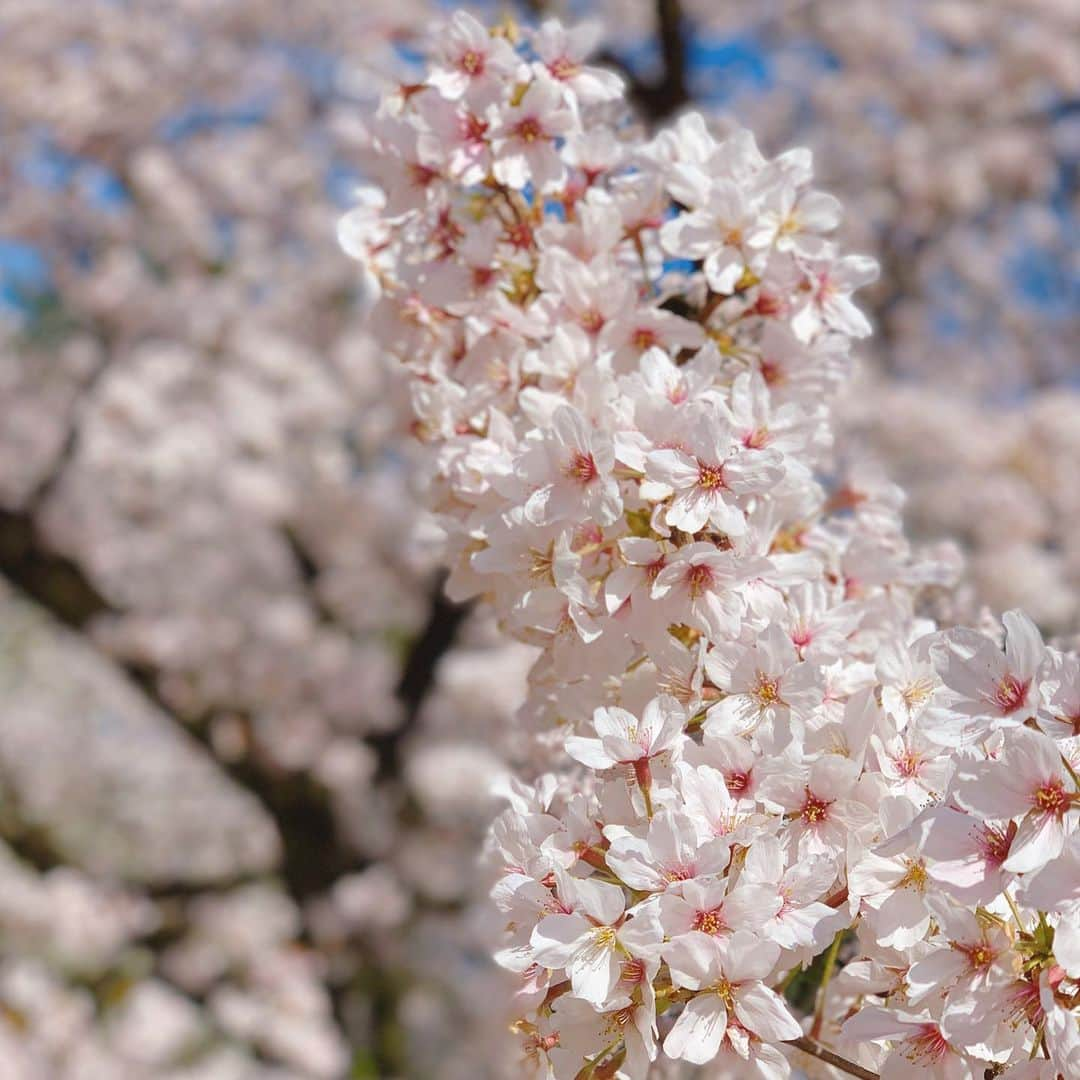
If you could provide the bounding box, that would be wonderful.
[341,12,1079,1078]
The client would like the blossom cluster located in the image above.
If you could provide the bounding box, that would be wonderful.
[343,11,1080,1078]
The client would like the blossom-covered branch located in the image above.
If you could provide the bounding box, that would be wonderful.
[344,10,1080,1078]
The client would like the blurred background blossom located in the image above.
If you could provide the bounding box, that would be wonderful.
[0,0,1075,1076]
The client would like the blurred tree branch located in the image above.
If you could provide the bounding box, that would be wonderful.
[597,0,690,122]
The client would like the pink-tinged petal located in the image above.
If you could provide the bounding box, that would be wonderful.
[1009,727,1065,792]
[951,759,1029,820]
[1053,910,1080,979]
[907,949,966,1003]
[705,496,747,538]
[663,994,728,1065]
[664,931,722,990]
[704,249,744,295]
[1003,810,1066,874]
[721,930,779,983]
[872,886,931,950]
[841,1006,916,1042]
[722,450,784,494]
[564,735,616,770]
[798,190,843,232]
[1002,609,1045,681]
[600,733,645,763]
[667,489,713,535]
[1018,833,1080,910]
[646,447,700,489]
[733,983,803,1042]
[721,884,782,931]
[592,706,638,741]
[849,852,907,899]
[572,874,626,925]
[808,754,859,801]
[641,694,687,752]
[569,933,622,1005]
[530,913,591,967]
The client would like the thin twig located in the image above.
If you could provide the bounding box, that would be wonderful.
[787,1036,880,1080]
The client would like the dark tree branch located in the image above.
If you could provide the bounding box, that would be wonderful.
[598,0,690,123]
[378,581,470,781]
[0,505,358,899]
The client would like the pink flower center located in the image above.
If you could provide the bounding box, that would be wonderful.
[904,1025,950,1065]
[1033,780,1068,818]
[565,451,597,484]
[697,462,727,491]
[800,789,832,825]
[751,672,782,709]
[548,55,581,81]
[462,112,489,143]
[973,821,1015,866]
[726,770,750,793]
[992,672,1029,714]
[742,427,770,449]
[459,49,484,76]
[893,749,923,778]
[692,907,726,935]
[685,563,714,598]
[760,358,784,385]
[505,221,534,250]
[631,327,658,350]
[409,163,438,189]
[580,308,606,334]
[645,556,666,583]
[953,940,994,973]
[514,116,544,143]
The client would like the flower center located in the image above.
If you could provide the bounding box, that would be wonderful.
[592,926,618,949]
[901,677,935,712]
[801,790,832,825]
[459,49,484,75]
[685,563,714,598]
[462,112,489,142]
[900,858,928,893]
[726,770,750,793]
[992,673,1029,714]
[954,941,993,972]
[760,358,784,385]
[580,308,606,334]
[565,450,598,484]
[409,163,438,188]
[893,750,922,778]
[751,672,782,709]
[905,1025,949,1065]
[548,56,581,81]
[515,116,544,143]
[697,462,726,490]
[974,821,1014,866]
[1034,780,1068,818]
[692,908,726,936]
[710,978,736,1008]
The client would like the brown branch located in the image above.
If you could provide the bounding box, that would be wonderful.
[0,505,356,899]
[788,1036,880,1080]
[598,0,690,123]
[376,580,470,781]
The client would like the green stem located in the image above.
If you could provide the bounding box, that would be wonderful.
[810,930,844,1040]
